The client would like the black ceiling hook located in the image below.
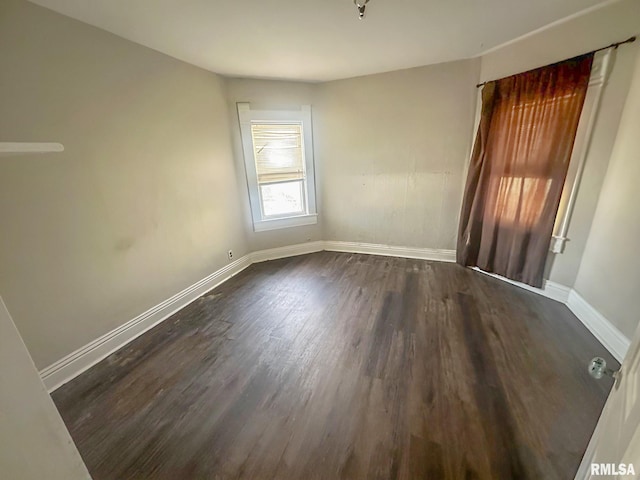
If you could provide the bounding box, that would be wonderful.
[354,0,369,19]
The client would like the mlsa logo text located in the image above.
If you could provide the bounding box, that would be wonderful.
[591,464,636,476]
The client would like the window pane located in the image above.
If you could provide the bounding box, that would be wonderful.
[251,124,305,183]
[260,181,304,216]
[494,176,552,227]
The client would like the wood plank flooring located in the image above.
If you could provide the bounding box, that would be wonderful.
[52,252,617,479]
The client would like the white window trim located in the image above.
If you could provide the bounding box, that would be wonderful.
[253,213,318,232]
[237,103,317,232]
[551,49,612,253]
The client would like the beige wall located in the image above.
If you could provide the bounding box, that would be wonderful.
[0,0,247,369]
[223,78,324,252]
[316,59,479,249]
[479,0,640,286]
[0,298,90,479]
[573,48,640,339]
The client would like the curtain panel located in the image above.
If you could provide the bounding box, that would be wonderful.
[457,54,593,287]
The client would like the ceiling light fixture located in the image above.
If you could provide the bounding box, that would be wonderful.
[353,0,369,19]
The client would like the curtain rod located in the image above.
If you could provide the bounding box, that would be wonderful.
[476,36,637,88]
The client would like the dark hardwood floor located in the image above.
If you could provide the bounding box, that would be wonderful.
[52,252,616,479]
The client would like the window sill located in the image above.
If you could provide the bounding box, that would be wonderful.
[253,214,318,232]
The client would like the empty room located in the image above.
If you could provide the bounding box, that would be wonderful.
[2,0,640,478]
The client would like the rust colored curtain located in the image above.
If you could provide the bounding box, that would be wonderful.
[457,54,593,287]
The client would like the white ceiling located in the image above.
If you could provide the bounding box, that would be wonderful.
[30,0,610,82]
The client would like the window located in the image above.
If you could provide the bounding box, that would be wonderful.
[494,176,552,227]
[466,50,613,255]
[489,92,577,230]
[457,53,593,287]
[237,104,317,232]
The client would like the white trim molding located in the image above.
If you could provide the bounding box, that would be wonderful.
[476,0,621,57]
[253,214,317,232]
[250,241,324,263]
[323,241,456,263]
[472,267,629,362]
[39,240,628,391]
[566,290,630,363]
[550,235,568,254]
[552,49,612,254]
[472,267,571,303]
[38,240,455,391]
[40,242,325,391]
[40,255,253,392]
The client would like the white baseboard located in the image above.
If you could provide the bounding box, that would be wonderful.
[39,240,454,391]
[40,242,324,391]
[323,240,456,263]
[250,241,324,263]
[39,239,629,391]
[39,255,253,392]
[472,267,629,362]
[567,290,630,363]
[472,267,571,304]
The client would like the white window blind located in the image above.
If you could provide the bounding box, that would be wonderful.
[251,124,305,184]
